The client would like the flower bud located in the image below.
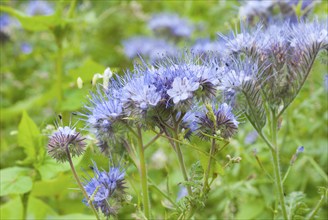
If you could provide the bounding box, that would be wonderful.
[47,126,86,163]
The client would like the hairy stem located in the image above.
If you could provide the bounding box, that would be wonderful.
[66,147,100,220]
[203,138,216,193]
[172,121,192,196]
[270,112,288,220]
[136,126,151,219]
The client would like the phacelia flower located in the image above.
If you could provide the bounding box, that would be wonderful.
[122,37,177,62]
[167,76,199,104]
[244,130,258,145]
[83,161,126,217]
[21,43,33,54]
[0,14,11,30]
[25,0,54,16]
[84,89,124,143]
[121,74,162,115]
[191,38,224,57]
[148,13,193,38]
[47,126,86,163]
[197,103,239,139]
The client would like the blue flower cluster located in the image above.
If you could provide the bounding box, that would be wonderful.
[122,12,194,62]
[84,54,238,148]
[25,0,54,16]
[87,19,327,152]
[83,162,126,217]
[191,38,225,57]
[122,37,178,62]
[238,0,318,25]
[148,13,193,38]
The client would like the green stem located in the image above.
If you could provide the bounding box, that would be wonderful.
[202,138,216,193]
[306,194,326,220]
[56,39,63,109]
[136,126,151,219]
[148,179,177,208]
[21,192,29,220]
[66,147,100,220]
[173,129,192,196]
[270,112,288,220]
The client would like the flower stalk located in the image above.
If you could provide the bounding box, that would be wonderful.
[65,146,100,220]
[270,112,288,220]
[136,126,151,219]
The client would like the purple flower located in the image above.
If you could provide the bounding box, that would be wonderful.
[84,88,124,143]
[0,14,11,30]
[21,43,33,54]
[83,161,126,217]
[167,77,199,104]
[191,38,224,57]
[148,13,193,38]
[197,103,239,139]
[245,130,258,145]
[121,74,162,115]
[47,126,86,163]
[122,37,177,62]
[25,0,54,16]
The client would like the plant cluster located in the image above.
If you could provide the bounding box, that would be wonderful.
[45,18,327,219]
[1,1,327,219]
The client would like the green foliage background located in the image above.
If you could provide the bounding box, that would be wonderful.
[0,0,327,219]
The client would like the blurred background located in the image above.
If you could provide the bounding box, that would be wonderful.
[0,0,327,219]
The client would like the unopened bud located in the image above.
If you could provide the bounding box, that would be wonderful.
[77,77,83,89]
[103,67,113,90]
[92,73,103,86]
[233,157,242,163]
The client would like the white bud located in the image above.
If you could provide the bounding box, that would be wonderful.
[103,67,113,90]
[92,73,103,86]
[77,77,83,89]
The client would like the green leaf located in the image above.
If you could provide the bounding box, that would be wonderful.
[17,111,42,163]
[54,214,96,220]
[27,196,58,219]
[0,6,64,31]
[235,198,265,219]
[31,174,73,197]
[0,167,33,196]
[0,196,59,219]
[37,153,83,180]
[61,88,88,111]
[68,58,105,82]
[0,196,23,219]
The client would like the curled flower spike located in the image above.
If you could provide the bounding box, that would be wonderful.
[47,126,86,163]
[83,161,126,217]
[197,103,239,139]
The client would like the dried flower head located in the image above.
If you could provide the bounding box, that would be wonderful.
[83,161,126,217]
[47,126,86,163]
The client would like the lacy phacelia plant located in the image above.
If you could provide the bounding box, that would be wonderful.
[217,19,328,219]
[83,162,126,217]
[48,126,86,163]
[222,20,328,122]
[82,53,240,218]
